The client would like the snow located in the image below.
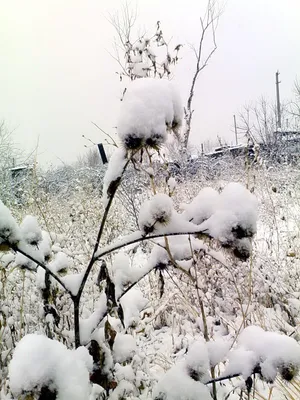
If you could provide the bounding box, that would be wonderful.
[118,78,183,149]
[131,61,151,77]
[148,234,205,270]
[90,384,105,400]
[115,363,135,383]
[167,176,177,193]
[15,241,45,270]
[186,340,210,382]
[112,252,131,298]
[9,334,92,400]
[39,230,52,258]
[102,147,127,206]
[206,338,231,368]
[138,193,174,234]
[183,187,219,224]
[113,333,137,363]
[49,251,70,273]
[0,252,15,268]
[36,266,46,289]
[36,251,69,289]
[181,183,258,246]
[224,326,300,382]
[61,272,84,296]
[109,380,136,400]
[153,362,212,400]
[120,288,149,328]
[80,292,107,345]
[224,348,259,380]
[20,215,42,245]
[199,183,258,244]
[94,231,143,259]
[0,200,20,246]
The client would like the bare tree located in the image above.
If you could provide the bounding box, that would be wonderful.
[236,98,278,147]
[236,96,300,163]
[288,79,300,121]
[183,0,222,147]
[0,121,15,169]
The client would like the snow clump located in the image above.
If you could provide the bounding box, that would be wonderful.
[113,333,137,363]
[0,200,20,247]
[102,147,127,206]
[183,187,219,224]
[138,193,173,234]
[153,362,212,400]
[9,334,93,400]
[118,78,183,150]
[224,325,300,382]
[20,215,42,245]
[200,183,258,243]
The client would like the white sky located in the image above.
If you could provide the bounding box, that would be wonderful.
[1,0,300,166]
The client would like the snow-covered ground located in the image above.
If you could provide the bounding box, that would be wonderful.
[1,158,300,400]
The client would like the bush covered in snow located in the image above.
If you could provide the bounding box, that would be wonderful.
[1,78,300,400]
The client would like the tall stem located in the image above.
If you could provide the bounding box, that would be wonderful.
[73,297,80,348]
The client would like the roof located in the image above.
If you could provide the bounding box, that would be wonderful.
[10,165,34,172]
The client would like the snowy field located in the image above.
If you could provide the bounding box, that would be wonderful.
[1,79,300,400]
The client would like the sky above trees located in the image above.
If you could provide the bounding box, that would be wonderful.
[1,0,300,166]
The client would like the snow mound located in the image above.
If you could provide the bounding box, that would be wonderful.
[0,200,20,246]
[138,193,173,234]
[118,78,182,149]
[153,362,212,400]
[20,215,42,245]
[224,325,300,382]
[9,334,92,400]
[183,187,219,224]
[199,183,258,245]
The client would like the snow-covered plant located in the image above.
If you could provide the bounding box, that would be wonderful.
[108,8,181,83]
[1,77,299,400]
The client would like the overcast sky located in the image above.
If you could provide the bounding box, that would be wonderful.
[1,0,300,166]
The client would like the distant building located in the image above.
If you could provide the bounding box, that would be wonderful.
[10,164,34,180]
[205,144,255,159]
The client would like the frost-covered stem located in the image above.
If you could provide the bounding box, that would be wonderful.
[199,299,209,342]
[73,297,80,348]
[94,229,208,260]
[90,267,156,337]
[155,240,196,281]
[74,156,133,346]
[193,245,217,400]
[145,148,157,195]
[231,256,254,349]
[267,387,273,400]
[191,247,209,342]
[205,373,240,385]
[210,366,218,400]
[10,245,72,296]
[19,270,26,340]
[118,268,154,301]
[147,150,193,282]
[76,157,132,301]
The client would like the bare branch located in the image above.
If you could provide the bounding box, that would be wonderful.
[91,121,118,147]
[10,244,72,296]
[183,0,222,147]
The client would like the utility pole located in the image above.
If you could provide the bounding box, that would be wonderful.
[275,71,281,129]
[233,115,238,145]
